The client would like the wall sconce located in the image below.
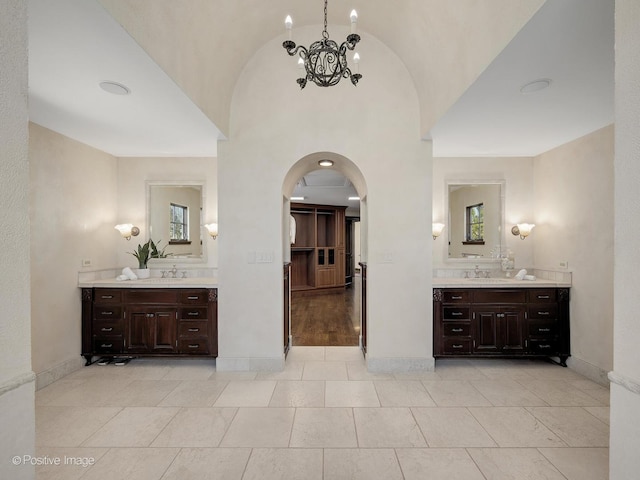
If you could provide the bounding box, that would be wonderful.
[204,223,218,240]
[114,223,140,240]
[432,223,445,240]
[511,223,535,240]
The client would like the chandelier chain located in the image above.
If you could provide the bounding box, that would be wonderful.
[322,0,328,39]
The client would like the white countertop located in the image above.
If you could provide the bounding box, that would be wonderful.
[79,277,218,289]
[433,277,571,288]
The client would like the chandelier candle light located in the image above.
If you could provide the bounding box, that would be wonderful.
[283,1,362,89]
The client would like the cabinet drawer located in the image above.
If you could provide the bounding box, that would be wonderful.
[126,290,179,304]
[179,307,207,320]
[94,289,122,304]
[443,306,470,320]
[529,339,557,354]
[528,289,557,303]
[443,322,471,337]
[93,335,123,353]
[474,290,526,304]
[443,291,471,303]
[178,321,209,337]
[93,320,123,335]
[94,306,122,320]
[178,338,210,355]
[528,320,557,337]
[528,305,558,319]
[442,338,472,354]
[179,290,208,304]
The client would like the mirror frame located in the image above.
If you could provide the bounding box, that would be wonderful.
[146,180,207,265]
[444,178,506,263]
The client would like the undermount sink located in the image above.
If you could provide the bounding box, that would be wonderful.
[464,278,508,283]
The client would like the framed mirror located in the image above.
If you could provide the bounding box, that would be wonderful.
[446,180,505,261]
[147,182,205,262]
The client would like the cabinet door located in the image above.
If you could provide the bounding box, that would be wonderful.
[500,307,526,353]
[151,310,177,353]
[473,307,500,353]
[127,309,151,353]
[126,308,177,354]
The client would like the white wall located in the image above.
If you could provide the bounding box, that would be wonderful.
[610,0,640,478]
[115,157,218,270]
[1,1,35,478]
[533,125,614,382]
[432,157,535,270]
[29,123,119,383]
[218,27,432,371]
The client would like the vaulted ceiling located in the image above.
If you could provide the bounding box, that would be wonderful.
[28,0,613,158]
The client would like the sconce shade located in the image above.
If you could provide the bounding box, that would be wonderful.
[205,223,218,239]
[512,223,535,239]
[432,223,445,240]
[115,223,139,240]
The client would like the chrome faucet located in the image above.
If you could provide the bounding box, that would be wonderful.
[474,265,481,278]
[170,265,178,278]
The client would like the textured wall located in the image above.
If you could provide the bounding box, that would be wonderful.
[29,124,119,378]
[610,0,640,478]
[0,1,35,478]
[218,28,432,370]
[533,125,614,381]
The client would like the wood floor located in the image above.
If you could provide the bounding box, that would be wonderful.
[291,277,360,346]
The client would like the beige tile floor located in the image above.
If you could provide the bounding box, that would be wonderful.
[34,347,610,479]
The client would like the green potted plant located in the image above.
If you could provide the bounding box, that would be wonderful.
[129,239,167,278]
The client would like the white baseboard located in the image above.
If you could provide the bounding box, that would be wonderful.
[216,356,285,372]
[35,356,85,390]
[567,355,610,386]
[367,356,435,373]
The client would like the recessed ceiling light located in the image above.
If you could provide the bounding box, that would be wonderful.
[348,196,360,201]
[291,196,305,201]
[318,160,334,167]
[99,81,131,95]
[519,78,552,94]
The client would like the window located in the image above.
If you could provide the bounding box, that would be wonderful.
[169,203,189,243]
[465,203,484,243]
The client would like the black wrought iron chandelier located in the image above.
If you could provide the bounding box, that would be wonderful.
[283,0,362,89]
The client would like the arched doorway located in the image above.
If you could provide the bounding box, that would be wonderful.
[282,152,368,354]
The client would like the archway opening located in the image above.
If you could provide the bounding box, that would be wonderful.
[282,152,368,351]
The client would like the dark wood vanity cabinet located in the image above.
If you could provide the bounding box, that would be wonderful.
[433,287,570,366]
[81,287,217,365]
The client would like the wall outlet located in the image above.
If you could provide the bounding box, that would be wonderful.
[81,258,92,267]
[559,261,569,269]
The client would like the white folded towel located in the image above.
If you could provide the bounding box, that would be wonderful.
[524,274,537,281]
[514,268,527,280]
[116,274,129,281]
[122,267,138,280]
